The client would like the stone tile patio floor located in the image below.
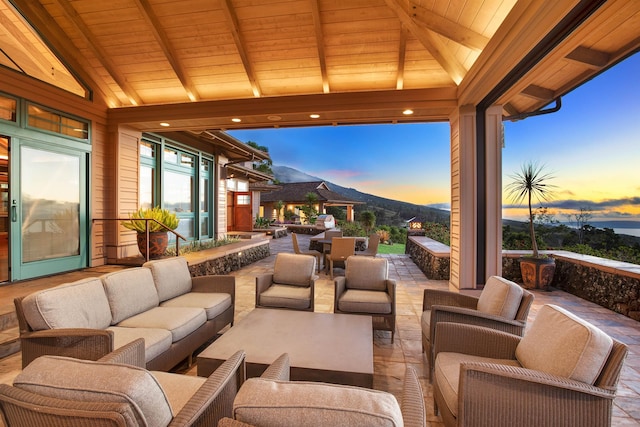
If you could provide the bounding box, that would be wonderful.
[0,233,638,426]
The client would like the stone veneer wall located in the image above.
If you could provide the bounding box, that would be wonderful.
[187,239,270,276]
[409,238,640,321]
[405,237,450,280]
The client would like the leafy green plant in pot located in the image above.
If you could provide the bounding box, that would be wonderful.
[121,207,179,259]
[505,162,557,290]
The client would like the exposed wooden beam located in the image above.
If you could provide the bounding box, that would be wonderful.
[565,46,610,68]
[9,0,116,104]
[409,2,489,51]
[396,25,408,90]
[49,0,143,105]
[310,0,329,93]
[384,0,466,85]
[521,84,555,101]
[220,0,261,98]
[133,0,200,101]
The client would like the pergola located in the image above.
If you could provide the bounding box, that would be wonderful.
[2,0,638,288]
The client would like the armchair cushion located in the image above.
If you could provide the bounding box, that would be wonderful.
[152,371,206,414]
[272,253,316,287]
[144,257,193,302]
[13,355,173,427]
[21,278,112,330]
[476,276,523,319]
[515,304,613,384]
[233,378,403,427]
[337,289,392,314]
[345,257,388,291]
[102,268,160,324]
[259,285,312,310]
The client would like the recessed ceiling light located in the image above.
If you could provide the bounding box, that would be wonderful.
[160,122,170,127]
[231,118,242,123]
[403,109,414,115]
[267,115,282,121]
[310,114,320,119]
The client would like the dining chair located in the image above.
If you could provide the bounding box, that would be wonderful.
[321,230,343,254]
[325,237,355,279]
[291,233,322,272]
[355,233,380,256]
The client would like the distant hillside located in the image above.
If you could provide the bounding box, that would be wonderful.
[272,165,450,226]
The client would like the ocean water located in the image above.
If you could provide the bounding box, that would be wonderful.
[614,228,640,238]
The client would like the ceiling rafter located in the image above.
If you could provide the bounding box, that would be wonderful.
[0,8,55,76]
[409,2,489,51]
[8,0,115,103]
[565,46,610,68]
[49,0,142,105]
[133,0,200,101]
[220,0,261,98]
[521,84,555,101]
[396,25,408,90]
[310,0,329,93]
[384,0,466,85]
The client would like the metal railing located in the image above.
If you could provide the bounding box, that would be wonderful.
[92,218,187,262]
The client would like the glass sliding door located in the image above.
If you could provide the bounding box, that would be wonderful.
[12,142,87,280]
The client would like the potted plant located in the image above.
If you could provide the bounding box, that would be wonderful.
[121,206,179,259]
[505,162,557,290]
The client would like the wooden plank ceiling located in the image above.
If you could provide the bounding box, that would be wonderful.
[2,0,639,132]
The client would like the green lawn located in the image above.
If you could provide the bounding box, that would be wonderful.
[376,243,406,254]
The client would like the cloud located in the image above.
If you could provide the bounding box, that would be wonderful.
[504,197,640,211]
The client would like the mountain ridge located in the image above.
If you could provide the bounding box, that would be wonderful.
[272,165,450,226]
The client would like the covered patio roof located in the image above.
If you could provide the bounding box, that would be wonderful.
[2,0,638,131]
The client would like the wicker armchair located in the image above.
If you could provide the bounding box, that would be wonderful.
[0,339,247,427]
[422,276,533,377]
[225,353,426,427]
[334,256,396,342]
[432,305,628,427]
[255,253,317,311]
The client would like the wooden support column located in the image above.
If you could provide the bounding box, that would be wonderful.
[449,105,477,290]
[484,105,504,279]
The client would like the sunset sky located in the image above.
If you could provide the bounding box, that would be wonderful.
[229,52,639,225]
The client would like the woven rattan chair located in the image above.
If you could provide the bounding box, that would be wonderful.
[291,232,322,272]
[223,353,426,427]
[355,233,380,256]
[422,275,533,378]
[325,237,355,279]
[334,256,396,342]
[0,339,247,427]
[255,253,317,311]
[432,304,628,427]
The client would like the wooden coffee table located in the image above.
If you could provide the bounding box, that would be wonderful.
[197,308,373,388]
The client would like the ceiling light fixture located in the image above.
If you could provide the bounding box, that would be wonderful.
[160,122,170,127]
[267,115,282,121]
[231,118,242,123]
[310,114,320,119]
[403,109,414,115]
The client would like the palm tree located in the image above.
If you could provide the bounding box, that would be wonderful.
[359,211,376,235]
[505,162,556,258]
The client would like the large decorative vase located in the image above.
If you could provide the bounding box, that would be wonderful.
[137,232,169,259]
[519,257,556,291]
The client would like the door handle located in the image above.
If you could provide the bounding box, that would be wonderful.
[11,200,16,222]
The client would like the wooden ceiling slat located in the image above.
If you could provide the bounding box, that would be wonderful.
[397,25,408,90]
[219,0,261,97]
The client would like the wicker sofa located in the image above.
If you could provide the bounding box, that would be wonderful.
[15,256,235,371]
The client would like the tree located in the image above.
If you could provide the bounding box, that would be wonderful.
[359,211,376,235]
[566,207,593,244]
[300,192,318,224]
[247,141,273,175]
[274,200,284,222]
[505,162,556,258]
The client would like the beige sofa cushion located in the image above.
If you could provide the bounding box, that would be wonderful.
[516,304,613,384]
[102,268,160,324]
[161,292,232,320]
[143,257,193,302]
[21,278,112,331]
[476,276,523,319]
[233,378,403,427]
[345,257,388,291]
[14,355,173,427]
[272,253,315,287]
[108,326,173,362]
[116,306,207,342]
